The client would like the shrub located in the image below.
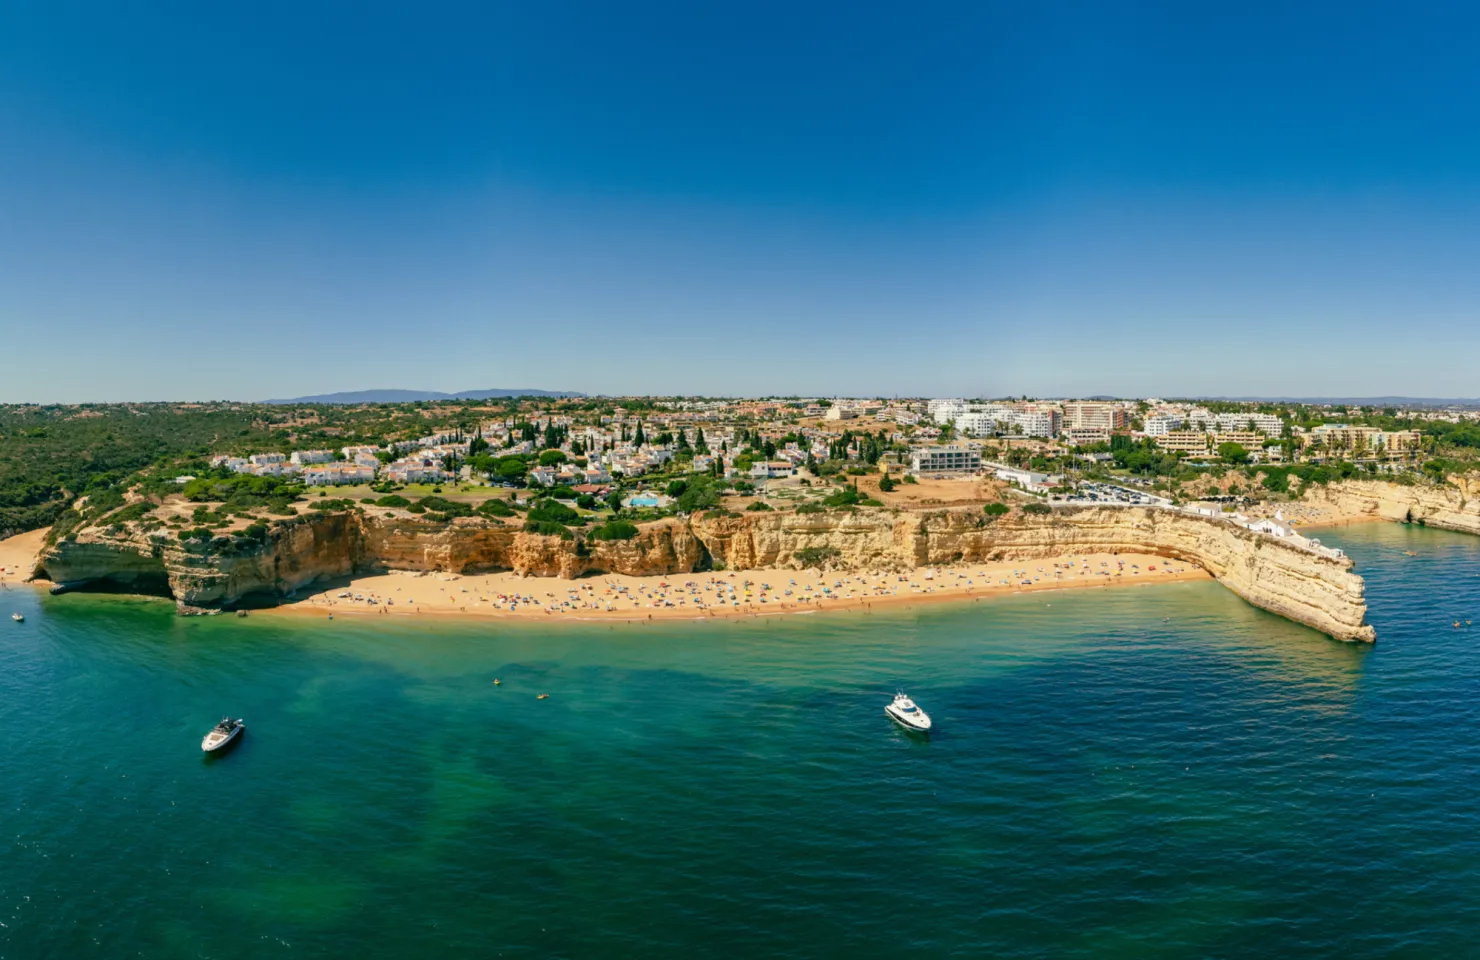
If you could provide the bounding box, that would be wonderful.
[549,485,578,500]
[983,502,1010,517]
[1022,502,1052,515]
[416,496,473,518]
[902,474,918,484]
[177,527,214,541]
[676,479,721,513]
[795,503,826,514]
[527,498,581,524]
[523,519,573,539]
[858,498,884,507]
[375,494,411,508]
[477,498,514,517]
[105,501,156,524]
[747,501,773,511]
[794,546,841,568]
[877,475,897,492]
[575,494,597,510]
[589,520,640,541]
[240,521,270,543]
[823,487,862,508]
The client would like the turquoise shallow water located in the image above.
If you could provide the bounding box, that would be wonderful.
[3,522,1480,957]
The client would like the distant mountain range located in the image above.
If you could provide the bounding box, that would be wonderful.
[264,388,585,405]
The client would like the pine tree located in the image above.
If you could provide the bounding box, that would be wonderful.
[695,428,709,454]
[634,421,646,448]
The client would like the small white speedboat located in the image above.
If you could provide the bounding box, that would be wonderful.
[201,717,245,753]
[885,692,932,733]
[10,613,23,623]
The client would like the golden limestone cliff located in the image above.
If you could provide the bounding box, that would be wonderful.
[691,506,1373,642]
[1302,476,1480,536]
[35,513,701,610]
[34,505,1373,640]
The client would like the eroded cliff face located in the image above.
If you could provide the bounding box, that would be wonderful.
[34,505,1373,641]
[36,513,702,610]
[1302,476,1480,536]
[692,506,1374,642]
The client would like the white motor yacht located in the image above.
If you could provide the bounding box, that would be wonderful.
[201,717,245,753]
[885,692,932,733]
[10,612,23,623]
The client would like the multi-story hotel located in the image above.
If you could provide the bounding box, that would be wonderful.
[910,446,982,475]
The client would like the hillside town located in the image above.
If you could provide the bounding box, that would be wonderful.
[202,396,1452,491]
[168,394,1480,563]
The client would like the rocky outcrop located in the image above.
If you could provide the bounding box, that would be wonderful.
[34,504,1375,640]
[693,506,1374,642]
[1302,476,1480,536]
[35,512,703,611]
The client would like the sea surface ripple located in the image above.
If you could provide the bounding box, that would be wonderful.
[2,521,1479,957]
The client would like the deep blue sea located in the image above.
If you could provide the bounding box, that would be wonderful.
[3,521,1480,958]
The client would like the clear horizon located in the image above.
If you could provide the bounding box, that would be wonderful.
[5,2,1480,403]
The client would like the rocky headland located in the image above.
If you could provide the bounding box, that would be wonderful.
[1299,475,1480,536]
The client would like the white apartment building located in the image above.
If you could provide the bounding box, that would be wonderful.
[955,411,1001,437]
[910,446,982,475]
[301,463,376,486]
[1212,412,1282,435]
[1062,427,1111,447]
[290,450,335,466]
[1062,402,1128,432]
[750,461,796,479]
[1011,410,1060,438]
[928,399,968,424]
[993,465,1059,493]
[1143,415,1183,437]
[383,460,450,483]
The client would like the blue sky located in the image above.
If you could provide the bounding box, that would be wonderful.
[3,1,1479,401]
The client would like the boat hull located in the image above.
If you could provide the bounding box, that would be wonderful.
[885,706,932,734]
[201,726,244,753]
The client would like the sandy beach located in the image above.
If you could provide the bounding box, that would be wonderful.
[0,527,1209,622]
[266,551,1210,623]
[0,528,46,586]
[1241,499,1385,530]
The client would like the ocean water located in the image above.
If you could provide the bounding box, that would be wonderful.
[3,522,1479,958]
